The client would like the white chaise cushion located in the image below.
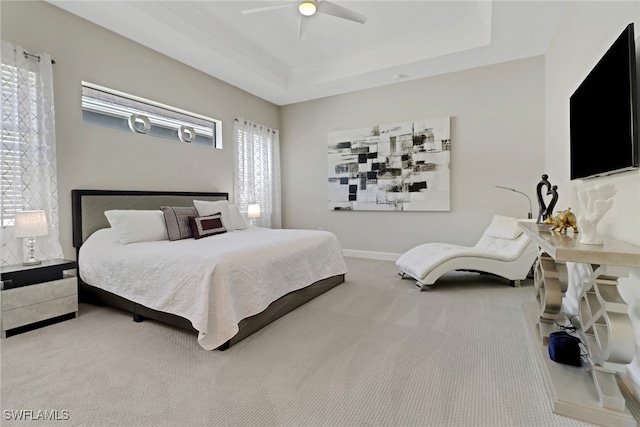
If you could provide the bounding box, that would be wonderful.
[483,215,523,239]
[473,233,532,260]
[396,243,516,281]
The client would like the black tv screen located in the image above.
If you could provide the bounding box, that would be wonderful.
[570,23,639,180]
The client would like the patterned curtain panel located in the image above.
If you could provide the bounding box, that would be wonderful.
[233,118,282,229]
[0,41,63,266]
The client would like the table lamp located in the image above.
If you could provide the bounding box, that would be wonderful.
[14,210,48,265]
[247,204,261,226]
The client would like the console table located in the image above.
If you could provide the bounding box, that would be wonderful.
[519,222,640,427]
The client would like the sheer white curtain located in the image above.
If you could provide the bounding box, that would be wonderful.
[233,118,281,229]
[1,41,63,266]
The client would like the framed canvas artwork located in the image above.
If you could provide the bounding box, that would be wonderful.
[328,117,451,211]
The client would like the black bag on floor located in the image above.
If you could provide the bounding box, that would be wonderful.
[548,331,581,367]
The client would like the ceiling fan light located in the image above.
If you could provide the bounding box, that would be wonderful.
[298,1,317,16]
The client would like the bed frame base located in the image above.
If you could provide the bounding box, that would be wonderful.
[78,274,345,350]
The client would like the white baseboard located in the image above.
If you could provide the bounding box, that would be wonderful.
[342,249,401,262]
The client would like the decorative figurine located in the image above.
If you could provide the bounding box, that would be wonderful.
[577,183,617,245]
[536,174,551,223]
[543,207,578,234]
[545,185,559,220]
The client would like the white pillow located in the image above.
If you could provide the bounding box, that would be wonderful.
[193,200,235,231]
[104,210,169,244]
[229,204,249,230]
[484,215,523,240]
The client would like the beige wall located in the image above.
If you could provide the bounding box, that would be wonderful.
[281,56,546,256]
[545,1,640,247]
[0,0,281,259]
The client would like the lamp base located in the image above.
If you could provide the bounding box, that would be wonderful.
[22,237,42,266]
[23,257,42,266]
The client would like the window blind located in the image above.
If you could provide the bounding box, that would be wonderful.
[1,64,36,226]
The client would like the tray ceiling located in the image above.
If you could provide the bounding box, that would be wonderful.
[46,1,566,106]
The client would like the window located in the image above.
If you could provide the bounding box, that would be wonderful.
[1,64,36,226]
[81,82,222,148]
[1,41,63,266]
[233,118,281,229]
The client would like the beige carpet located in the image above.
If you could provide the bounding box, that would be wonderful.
[1,257,599,426]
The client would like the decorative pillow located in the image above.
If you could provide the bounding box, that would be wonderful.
[229,204,249,230]
[160,206,198,241]
[188,213,227,239]
[104,210,169,244]
[484,215,523,240]
[193,200,234,231]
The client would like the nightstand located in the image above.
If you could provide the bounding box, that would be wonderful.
[1,259,78,338]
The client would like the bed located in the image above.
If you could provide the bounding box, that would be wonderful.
[72,189,347,350]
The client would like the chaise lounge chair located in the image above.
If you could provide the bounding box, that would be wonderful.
[396,215,538,291]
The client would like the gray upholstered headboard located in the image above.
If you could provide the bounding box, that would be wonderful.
[71,190,228,248]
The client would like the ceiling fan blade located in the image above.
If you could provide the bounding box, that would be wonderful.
[241,2,296,15]
[317,1,367,24]
[299,15,310,40]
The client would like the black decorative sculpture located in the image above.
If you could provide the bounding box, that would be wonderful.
[545,185,559,220]
[536,174,551,224]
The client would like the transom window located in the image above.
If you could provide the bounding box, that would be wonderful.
[81,82,222,149]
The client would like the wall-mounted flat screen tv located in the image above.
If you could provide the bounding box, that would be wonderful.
[570,23,639,180]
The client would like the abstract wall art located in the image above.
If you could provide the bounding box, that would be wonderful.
[328,117,451,211]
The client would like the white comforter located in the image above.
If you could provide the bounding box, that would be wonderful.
[79,227,347,350]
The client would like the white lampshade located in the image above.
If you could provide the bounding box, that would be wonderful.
[14,210,49,238]
[247,204,261,219]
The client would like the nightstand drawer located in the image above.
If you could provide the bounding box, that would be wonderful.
[2,295,77,330]
[1,277,77,311]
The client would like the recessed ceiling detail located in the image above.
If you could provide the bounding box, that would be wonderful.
[45,1,565,106]
[241,0,368,40]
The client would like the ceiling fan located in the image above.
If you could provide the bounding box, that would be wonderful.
[241,1,368,40]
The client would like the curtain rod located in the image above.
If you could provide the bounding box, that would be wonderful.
[15,49,55,64]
